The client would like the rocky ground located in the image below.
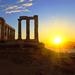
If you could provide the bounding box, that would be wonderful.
[0,43,75,75]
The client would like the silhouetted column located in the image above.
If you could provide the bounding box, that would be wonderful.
[6,26,8,40]
[18,19,21,40]
[11,30,13,40]
[1,20,5,40]
[10,29,12,40]
[9,28,11,40]
[26,18,30,40]
[13,30,15,40]
[4,25,7,40]
[12,29,14,40]
[6,27,8,40]
[34,15,38,42]
[0,25,1,39]
[8,27,10,40]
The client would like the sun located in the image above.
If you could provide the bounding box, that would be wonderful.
[53,37,62,45]
[44,35,67,52]
[54,37,61,44]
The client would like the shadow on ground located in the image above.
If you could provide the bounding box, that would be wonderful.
[0,44,75,75]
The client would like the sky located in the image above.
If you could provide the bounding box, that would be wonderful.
[0,0,75,47]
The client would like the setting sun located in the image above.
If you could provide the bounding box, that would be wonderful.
[53,37,62,45]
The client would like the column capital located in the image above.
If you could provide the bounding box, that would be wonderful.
[34,15,38,19]
[26,17,30,20]
[18,19,22,21]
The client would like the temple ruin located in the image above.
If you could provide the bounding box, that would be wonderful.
[18,15,38,42]
[0,15,44,54]
[0,17,15,40]
[0,15,39,42]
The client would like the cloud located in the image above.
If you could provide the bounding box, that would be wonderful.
[0,0,33,14]
[19,0,24,2]
[29,0,33,2]
[22,2,32,7]
[6,9,29,14]
[5,3,32,14]
[5,5,18,10]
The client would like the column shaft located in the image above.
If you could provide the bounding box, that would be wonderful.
[18,19,21,40]
[34,15,38,42]
[6,26,8,40]
[0,25,1,39]
[26,18,30,40]
[13,30,15,40]
[1,21,5,40]
[10,28,12,40]
[8,27,10,40]
[5,26,7,40]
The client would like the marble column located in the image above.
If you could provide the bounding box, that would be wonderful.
[11,30,13,40]
[8,27,10,40]
[26,18,30,40]
[10,29,12,40]
[18,19,21,40]
[9,28,11,40]
[4,25,7,40]
[6,26,8,40]
[13,30,15,40]
[0,25,1,39]
[34,15,38,42]
[1,21,5,40]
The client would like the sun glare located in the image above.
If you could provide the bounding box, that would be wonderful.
[44,35,67,52]
[50,36,63,52]
[53,37,62,44]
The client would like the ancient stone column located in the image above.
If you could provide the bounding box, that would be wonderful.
[4,26,7,40]
[8,28,10,40]
[6,26,8,40]
[9,28,11,40]
[9,29,12,40]
[13,30,15,40]
[11,29,14,40]
[1,20,5,40]
[34,15,38,42]
[10,29,12,40]
[26,18,30,40]
[0,25,1,39]
[18,19,21,40]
